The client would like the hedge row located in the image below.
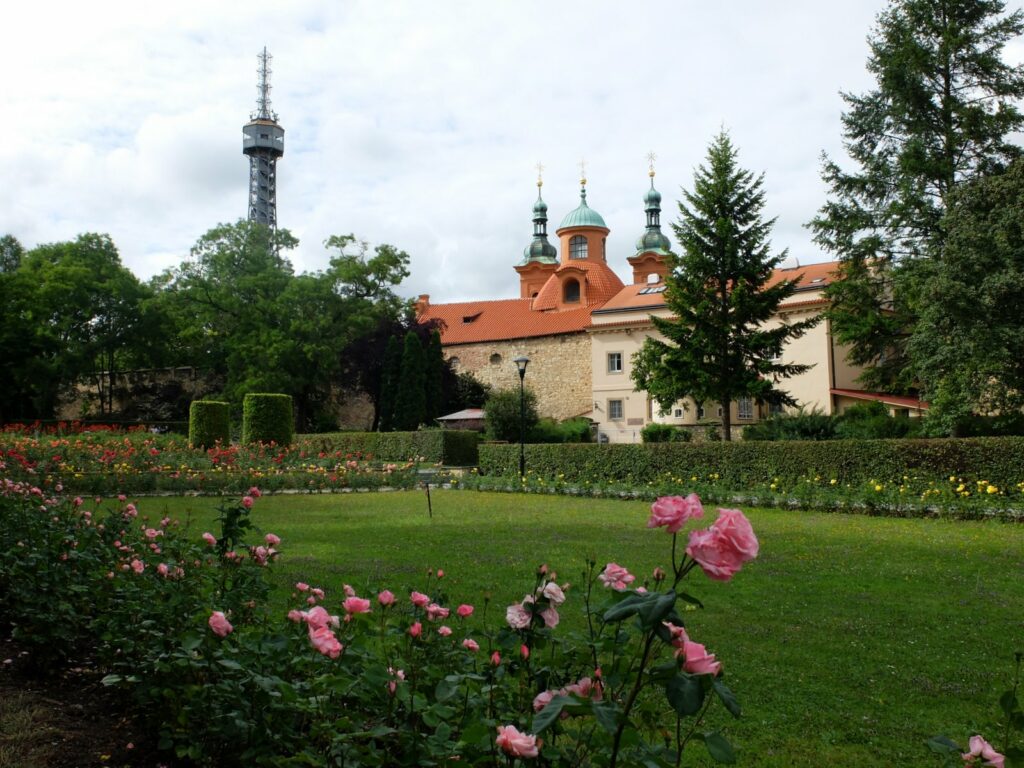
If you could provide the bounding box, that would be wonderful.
[479,437,1024,487]
[297,430,480,466]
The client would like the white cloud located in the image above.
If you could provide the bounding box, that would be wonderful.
[2,0,1020,302]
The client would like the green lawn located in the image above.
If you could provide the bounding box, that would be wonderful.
[136,490,1024,767]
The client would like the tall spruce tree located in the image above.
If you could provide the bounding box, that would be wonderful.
[393,331,426,431]
[631,132,818,441]
[424,329,444,423]
[811,0,1024,393]
[377,335,402,432]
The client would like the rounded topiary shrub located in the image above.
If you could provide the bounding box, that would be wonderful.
[242,393,295,446]
[189,400,230,449]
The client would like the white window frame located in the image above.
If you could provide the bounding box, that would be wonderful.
[608,399,624,421]
[569,235,588,260]
[738,397,754,420]
[607,352,623,374]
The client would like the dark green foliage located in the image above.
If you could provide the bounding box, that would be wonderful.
[444,371,491,414]
[296,430,480,465]
[742,410,837,441]
[484,387,539,442]
[528,417,593,444]
[425,330,444,422]
[188,400,230,448]
[743,404,924,441]
[910,159,1024,433]
[378,335,403,432]
[241,393,294,446]
[631,132,819,441]
[478,437,1024,488]
[811,0,1024,393]
[640,423,690,443]
[393,332,426,431]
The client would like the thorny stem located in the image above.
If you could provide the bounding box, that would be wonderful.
[609,630,658,768]
[679,694,715,756]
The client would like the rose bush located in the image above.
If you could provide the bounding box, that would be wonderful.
[0,479,758,766]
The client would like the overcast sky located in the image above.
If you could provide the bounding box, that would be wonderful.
[3,1,1023,303]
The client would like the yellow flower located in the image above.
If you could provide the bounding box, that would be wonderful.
[986,485,998,495]
[829,478,837,485]
[874,484,883,492]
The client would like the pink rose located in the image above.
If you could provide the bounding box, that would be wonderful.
[157,563,169,577]
[436,569,445,579]
[686,508,759,582]
[248,486,262,498]
[265,533,280,546]
[648,494,704,533]
[208,611,233,637]
[287,609,304,623]
[202,532,216,547]
[490,651,502,666]
[343,584,356,597]
[506,601,532,629]
[456,603,474,618]
[303,606,339,630]
[409,621,422,638]
[533,689,555,712]
[295,582,310,592]
[118,494,127,502]
[462,638,480,652]
[681,639,722,676]
[311,587,325,599]
[410,591,430,608]
[426,603,450,621]
[496,725,539,759]
[130,559,144,574]
[438,625,452,637]
[541,581,566,606]
[241,496,254,509]
[540,607,560,628]
[343,596,371,615]
[308,625,342,658]
[598,562,635,590]
[387,667,405,695]
[378,590,396,606]
[963,735,1005,768]
[520,644,530,659]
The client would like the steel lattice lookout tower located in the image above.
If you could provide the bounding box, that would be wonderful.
[242,48,284,227]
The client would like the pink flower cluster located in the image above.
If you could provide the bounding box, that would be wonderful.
[287,605,343,658]
[506,575,565,631]
[686,507,759,582]
[647,493,704,533]
[663,622,722,676]
[208,611,233,637]
[533,675,603,713]
[495,725,539,759]
[598,562,635,591]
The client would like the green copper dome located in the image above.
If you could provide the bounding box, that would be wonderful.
[522,186,558,264]
[635,229,672,255]
[558,187,607,229]
[644,185,662,207]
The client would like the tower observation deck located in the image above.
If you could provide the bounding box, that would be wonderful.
[243,47,285,227]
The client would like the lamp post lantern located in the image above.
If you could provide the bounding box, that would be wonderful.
[514,356,530,478]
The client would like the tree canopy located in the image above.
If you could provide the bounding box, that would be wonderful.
[631,132,818,440]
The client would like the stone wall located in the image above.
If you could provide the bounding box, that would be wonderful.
[57,367,221,423]
[445,332,592,421]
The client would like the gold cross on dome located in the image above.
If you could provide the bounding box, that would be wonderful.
[579,158,587,185]
[647,151,657,177]
[536,161,544,187]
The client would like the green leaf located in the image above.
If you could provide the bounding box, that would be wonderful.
[925,735,960,754]
[435,678,459,703]
[666,674,704,716]
[702,731,736,763]
[712,679,741,718]
[677,592,704,608]
[217,659,243,671]
[637,591,678,630]
[591,701,620,734]
[180,632,202,651]
[603,593,646,623]
[532,694,573,734]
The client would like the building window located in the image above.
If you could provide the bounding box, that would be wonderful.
[607,352,623,374]
[449,356,460,369]
[569,235,588,260]
[608,399,624,421]
[564,278,580,303]
[717,406,724,417]
[697,403,705,420]
[674,408,683,417]
[769,401,785,415]
[738,397,753,420]
[489,353,502,365]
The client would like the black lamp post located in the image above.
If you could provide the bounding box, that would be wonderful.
[514,356,530,478]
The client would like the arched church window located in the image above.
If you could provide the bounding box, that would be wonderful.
[490,353,502,365]
[569,235,588,260]
[564,279,581,303]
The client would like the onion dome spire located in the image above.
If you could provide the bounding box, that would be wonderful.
[635,152,671,256]
[521,163,558,264]
[558,159,608,229]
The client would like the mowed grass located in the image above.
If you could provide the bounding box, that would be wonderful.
[137,490,1024,767]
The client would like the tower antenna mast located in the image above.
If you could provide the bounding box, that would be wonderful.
[242,47,285,228]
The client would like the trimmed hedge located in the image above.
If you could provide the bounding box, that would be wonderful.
[479,437,1024,488]
[297,430,479,466]
[188,400,230,449]
[242,393,295,446]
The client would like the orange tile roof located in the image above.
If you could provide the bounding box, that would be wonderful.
[419,297,594,345]
[596,261,840,313]
[531,260,625,311]
[830,389,930,409]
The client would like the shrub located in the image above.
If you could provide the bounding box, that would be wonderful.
[242,393,294,446]
[742,408,836,441]
[296,429,480,465]
[833,401,922,440]
[528,417,593,444]
[479,437,1024,489]
[188,400,230,449]
[484,387,539,442]
[641,423,690,443]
